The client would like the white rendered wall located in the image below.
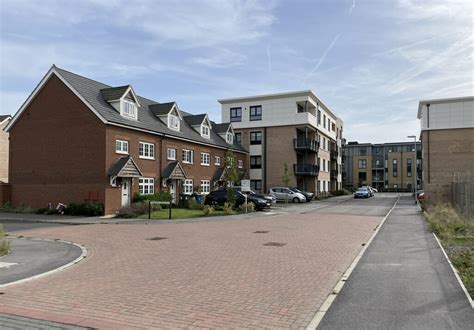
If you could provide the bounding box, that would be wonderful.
[420,99,474,130]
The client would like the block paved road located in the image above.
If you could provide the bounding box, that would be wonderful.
[319,196,474,329]
[0,195,396,329]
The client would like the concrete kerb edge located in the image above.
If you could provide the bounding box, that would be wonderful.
[0,237,88,289]
[433,233,474,309]
[306,195,401,330]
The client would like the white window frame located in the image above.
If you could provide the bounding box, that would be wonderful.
[121,100,137,120]
[167,147,176,160]
[201,125,210,138]
[200,180,210,194]
[115,140,129,154]
[226,132,233,144]
[201,152,210,166]
[139,141,155,160]
[182,149,193,164]
[168,114,180,131]
[183,179,193,195]
[139,177,155,195]
[214,156,221,166]
[238,160,243,169]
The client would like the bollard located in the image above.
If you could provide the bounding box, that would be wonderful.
[169,200,172,220]
[148,200,151,219]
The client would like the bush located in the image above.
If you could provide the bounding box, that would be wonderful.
[239,202,255,213]
[133,191,172,203]
[116,202,150,218]
[223,202,235,215]
[226,187,236,206]
[0,224,10,257]
[65,202,103,217]
[203,205,214,216]
[187,197,203,210]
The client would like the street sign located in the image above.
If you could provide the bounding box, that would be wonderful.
[241,179,251,192]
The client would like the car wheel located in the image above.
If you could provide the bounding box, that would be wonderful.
[292,197,299,203]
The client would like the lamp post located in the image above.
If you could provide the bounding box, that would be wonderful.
[407,135,417,203]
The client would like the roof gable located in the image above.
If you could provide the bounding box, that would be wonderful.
[108,156,143,178]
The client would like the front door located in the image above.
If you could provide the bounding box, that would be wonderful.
[121,178,131,207]
[169,180,177,204]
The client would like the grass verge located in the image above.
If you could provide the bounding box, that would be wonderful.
[0,224,11,256]
[142,208,226,220]
[425,204,474,298]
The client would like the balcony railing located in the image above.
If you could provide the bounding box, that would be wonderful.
[330,150,338,160]
[293,163,319,176]
[330,170,338,180]
[293,138,319,152]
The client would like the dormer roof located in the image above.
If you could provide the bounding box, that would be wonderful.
[149,102,178,116]
[100,85,140,105]
[212,122,232,134]
[183,114,208,126]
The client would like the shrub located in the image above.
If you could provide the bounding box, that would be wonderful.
[223,202,235,215]
[65,202,103,217]
[239,202,255,213]
[187,197,203,210]
[133,191,172,203]
[0,202,12,212]
[203,205,214,216]
[0,224,10,257]
[117,202,149,218]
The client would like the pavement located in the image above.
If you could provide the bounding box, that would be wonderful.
[0,312,90,329]
[318,196,474,329]
[0,195,387,329]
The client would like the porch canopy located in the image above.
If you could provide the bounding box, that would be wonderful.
[162,161,187,181]
[108,156,143,185]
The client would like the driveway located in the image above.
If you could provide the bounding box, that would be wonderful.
[0,195,396,328]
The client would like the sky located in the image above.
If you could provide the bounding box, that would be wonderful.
[0,0,473,143]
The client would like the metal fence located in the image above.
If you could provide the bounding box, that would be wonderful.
[451,181,474,220]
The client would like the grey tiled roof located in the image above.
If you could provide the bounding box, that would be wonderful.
[149,102,176,116]
[54,67,246,153]
[183,114,206,126]
[212,122,231,134]
[100,86,130,101]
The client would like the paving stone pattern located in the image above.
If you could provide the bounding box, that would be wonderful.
[0,213,381,329]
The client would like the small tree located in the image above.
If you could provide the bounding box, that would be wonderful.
[282,163,291,203]
[225,150,239,206]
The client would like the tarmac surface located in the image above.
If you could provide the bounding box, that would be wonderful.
[318,196,474,329]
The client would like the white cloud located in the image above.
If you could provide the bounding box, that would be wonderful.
[191,49,246,68]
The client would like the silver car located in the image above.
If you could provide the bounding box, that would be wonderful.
[269,187,306,203]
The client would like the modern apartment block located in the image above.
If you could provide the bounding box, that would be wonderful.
[0,115,12,183]
[219,91,343,194]
[417,96,474,202]
[343,141,421,192]
[3,66,246,214]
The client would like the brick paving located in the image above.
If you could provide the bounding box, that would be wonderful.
[0,213,382,329]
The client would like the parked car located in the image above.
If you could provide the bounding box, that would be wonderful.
[234,186,277,204]
[361,186,375,197]
[290,187,314,202]
[204,188,271,210]
[269,187,306,203]
[354,187,371,198]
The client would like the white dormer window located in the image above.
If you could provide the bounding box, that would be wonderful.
[168,114,180,131]
[226,132,233,144]
[201,124,210,138]
[121,100,137,120]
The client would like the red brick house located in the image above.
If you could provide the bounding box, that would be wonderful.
[4,65,247,215]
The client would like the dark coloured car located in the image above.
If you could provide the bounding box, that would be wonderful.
[204,188,271,210]
[234,186,277,204]
[290,187,314,202]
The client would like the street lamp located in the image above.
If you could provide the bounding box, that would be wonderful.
[407,135,417,203]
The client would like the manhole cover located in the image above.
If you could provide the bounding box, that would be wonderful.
[253,231,269,234]
[148,237,167,241]
[263,242,286,247]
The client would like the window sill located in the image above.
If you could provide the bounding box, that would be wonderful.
[201,163,210,166]
[182,161,193,164]
[167,157,176,161]
[139,156,155,160]
[116,151,129,155]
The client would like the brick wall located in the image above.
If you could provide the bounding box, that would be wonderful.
[0,120,9,183]
[8,74,107,209]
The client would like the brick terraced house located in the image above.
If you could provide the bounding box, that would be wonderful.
[4,66,247,215]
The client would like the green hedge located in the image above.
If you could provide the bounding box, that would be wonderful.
[133,191,172,203]
[64,202,103,216]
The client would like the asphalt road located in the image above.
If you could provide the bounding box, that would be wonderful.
[0,238,83,285]
[318,196,474,329]
[0,220,67,233]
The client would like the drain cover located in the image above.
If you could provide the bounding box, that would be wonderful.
[148,237,167,241]
[263,242,286,247]
[253,230,269,234]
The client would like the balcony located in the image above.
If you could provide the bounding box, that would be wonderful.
[330,150,338,160]
[330,170,338,180]
[293,163,319,176]
[293,138,319,152]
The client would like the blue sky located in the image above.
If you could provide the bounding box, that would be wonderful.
[1,0,472,143]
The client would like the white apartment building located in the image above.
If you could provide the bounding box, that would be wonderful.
[219,90,343,194]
